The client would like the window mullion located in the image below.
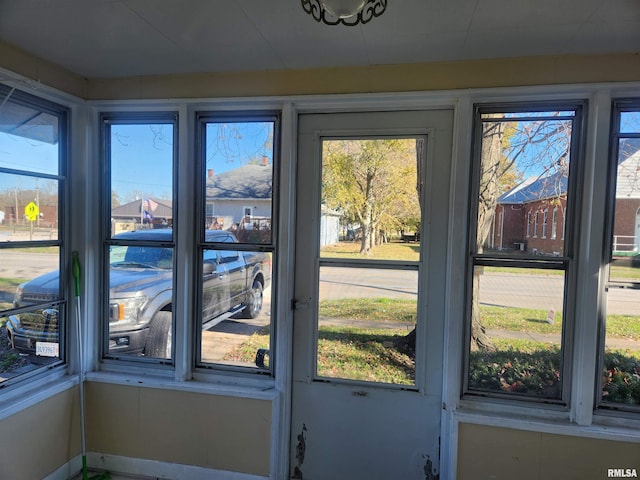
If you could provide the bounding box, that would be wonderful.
[570,90,611,424]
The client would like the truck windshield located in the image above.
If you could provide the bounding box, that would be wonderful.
[110,245,173,269]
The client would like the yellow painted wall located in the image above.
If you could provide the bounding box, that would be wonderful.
[0,388,79,480]
[2,40,639,101]
[457,423,640,480]
[84,54,640,100]
[85,382,272,476]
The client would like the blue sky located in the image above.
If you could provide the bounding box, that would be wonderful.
[0,120,274,203]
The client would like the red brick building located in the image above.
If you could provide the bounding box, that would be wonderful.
[490,147,640,255]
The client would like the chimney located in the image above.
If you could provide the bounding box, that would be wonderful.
[261,156,269,167]
[208,169,215,178]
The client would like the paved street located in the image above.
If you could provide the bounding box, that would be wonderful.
[318,266,640,316]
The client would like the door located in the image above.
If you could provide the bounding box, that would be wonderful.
[291,110,453,479]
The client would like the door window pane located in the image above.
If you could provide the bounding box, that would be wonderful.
[317,137,423,386]
[316,266,417,385]
[320,139,422,261]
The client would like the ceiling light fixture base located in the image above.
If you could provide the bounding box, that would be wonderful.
[301,0,387,26]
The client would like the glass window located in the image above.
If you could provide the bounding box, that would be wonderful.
[103,114,176,361]
[466,104,583,402]
[316,137,423,386]
[197,115,277,372]
[0,86,67,381]
[600,103,640,408]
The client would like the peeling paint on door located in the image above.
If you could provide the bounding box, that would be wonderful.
[423,454,440,480]
[292,424,307,479]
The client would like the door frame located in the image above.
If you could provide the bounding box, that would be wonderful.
[287,109,454,479]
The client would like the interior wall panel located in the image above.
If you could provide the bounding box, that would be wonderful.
[0,388,78,480]
[457,423,640,480]
[85,382,271,477]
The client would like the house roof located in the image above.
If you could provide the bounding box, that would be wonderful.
[497,170,568,205]
[206,164,272,201]
[617,141,640,199]
[112,198,173,219]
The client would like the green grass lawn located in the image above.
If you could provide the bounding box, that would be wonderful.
[320,240,420,261]
[224,296,639,401]
[319,297,417,324]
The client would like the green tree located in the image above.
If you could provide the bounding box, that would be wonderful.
[471,113,571,351]
[322,139,419,255]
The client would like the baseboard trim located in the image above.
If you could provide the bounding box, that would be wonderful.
[45,454,269,480]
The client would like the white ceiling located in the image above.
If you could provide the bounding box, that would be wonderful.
[0,0,639,79]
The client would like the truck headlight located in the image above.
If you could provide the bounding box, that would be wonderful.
[109,296,147,325]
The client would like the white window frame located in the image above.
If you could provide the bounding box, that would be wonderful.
[596,97,640,414]
[193,111,279,378]
[0,84,70,391]
[100,111,178,368]
[463,101,585,407]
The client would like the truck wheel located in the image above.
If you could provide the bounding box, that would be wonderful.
[240,280,263,319]
[145,311,172,359]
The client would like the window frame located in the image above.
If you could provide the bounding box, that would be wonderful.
[463,101,587,405]
[596,97,640,413]
[100,111,179,365]
[194,111,280,376]
[0,85,69,385]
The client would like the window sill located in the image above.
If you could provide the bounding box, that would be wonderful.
[452,400,640,444]
[85,370,278,401]
[0,368,76,422]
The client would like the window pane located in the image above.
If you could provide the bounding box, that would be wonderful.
[477,113,572,257]
[0,172,59,241]
[601,131,640,406]
[468,266,564,399]
[620,112,640,134]
[0,99,59,175]
[320,138,422,261]
[110,124,173,236]
[204,122,274,244]
[0,89,65,383]
[108,244,173,359]
[199,248,272,369]
[0,246,61,378]
[316,266,418,385]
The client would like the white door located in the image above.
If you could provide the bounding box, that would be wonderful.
[291,110,453,479]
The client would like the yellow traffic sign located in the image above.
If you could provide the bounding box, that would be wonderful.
[25,202,39,222]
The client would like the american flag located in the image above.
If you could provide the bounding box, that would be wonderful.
[142,198,159,212]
